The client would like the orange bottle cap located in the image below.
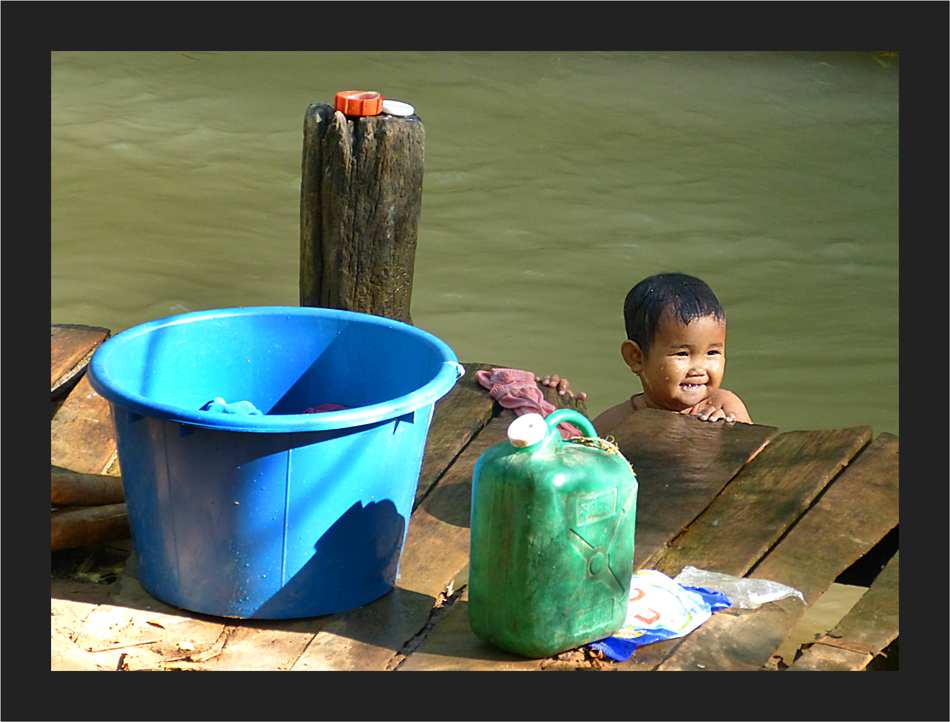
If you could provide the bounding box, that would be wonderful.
[334,90,383,117]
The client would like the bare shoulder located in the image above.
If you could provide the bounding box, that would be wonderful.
[593,399,634,437]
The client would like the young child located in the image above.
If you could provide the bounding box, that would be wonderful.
[540,272,752,435]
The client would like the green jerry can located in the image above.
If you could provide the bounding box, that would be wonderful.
[468,409,638,658]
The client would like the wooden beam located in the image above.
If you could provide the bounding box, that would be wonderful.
[51,504,129,551]
[51,467,125,506]
[300,103,424,324]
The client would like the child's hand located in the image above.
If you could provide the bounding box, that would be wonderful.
[536,374,587,402]
[689,389,752,424]
[689,399,738,423]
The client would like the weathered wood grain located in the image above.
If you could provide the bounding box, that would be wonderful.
[51,324,110,402]
[415,362,496,507]
[397,589,545,671]
[50,373,119,476]
[790,550,899,671]
[655,432,898,671]
[648,426,873,578]
[72,601,226,672]
[607,409,778,570]
[300,103,424,323]
[209,620,326,671]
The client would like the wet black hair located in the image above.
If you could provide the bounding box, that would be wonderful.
[623,273,726,358]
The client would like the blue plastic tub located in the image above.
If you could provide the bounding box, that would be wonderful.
[87,306,463,619]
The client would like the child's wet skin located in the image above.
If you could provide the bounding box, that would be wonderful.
[629,314,727,414]
[542,273,753,433]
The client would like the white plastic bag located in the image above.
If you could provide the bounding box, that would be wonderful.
[674,565,805,609]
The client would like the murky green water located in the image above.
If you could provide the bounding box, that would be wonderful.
[51,51,898,435]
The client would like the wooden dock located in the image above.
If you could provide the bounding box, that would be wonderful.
[51,324,898,673]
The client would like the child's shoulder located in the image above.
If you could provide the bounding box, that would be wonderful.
[592,398,635,437]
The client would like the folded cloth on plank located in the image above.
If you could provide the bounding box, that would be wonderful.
[475,367,581,439]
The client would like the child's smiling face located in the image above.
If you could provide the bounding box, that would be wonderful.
[623,313,727,412]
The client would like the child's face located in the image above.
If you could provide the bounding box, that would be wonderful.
[622,313,727,412]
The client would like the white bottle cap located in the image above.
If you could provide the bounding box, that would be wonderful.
[508,413,548,448]
[382,99,415,116]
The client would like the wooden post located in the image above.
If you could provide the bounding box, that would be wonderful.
[299,103,424,324]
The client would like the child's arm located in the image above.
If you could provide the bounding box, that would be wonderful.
[691,389,752,424]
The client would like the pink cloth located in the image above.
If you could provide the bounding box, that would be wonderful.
[475,368,582,439]
[304,403,349,413]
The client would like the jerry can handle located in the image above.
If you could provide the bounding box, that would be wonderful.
[545,409,597,439]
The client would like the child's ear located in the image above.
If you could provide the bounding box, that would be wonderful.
[621,339,644,374]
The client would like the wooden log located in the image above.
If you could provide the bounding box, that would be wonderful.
[299,102,424,324]
[51,467,125,506]
[51,504,130,551]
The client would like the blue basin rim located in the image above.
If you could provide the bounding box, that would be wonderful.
[87,306,464,433]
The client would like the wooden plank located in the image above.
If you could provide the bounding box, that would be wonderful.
[208,618,331,671]
[72,602,227,672]
[51,324,110,401]
[415,362,496,507]
[790,550,899,671]
[292,412,512,671]
[655,432,898,671]
[299,104,424,324]
[50,373,119,476]
[398,587,546,671]
[648,426,873,578]
[607,409,778,570]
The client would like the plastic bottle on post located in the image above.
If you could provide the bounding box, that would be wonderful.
[468,409,638,658]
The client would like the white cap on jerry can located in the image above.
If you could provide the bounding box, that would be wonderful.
[507,413,548,448]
